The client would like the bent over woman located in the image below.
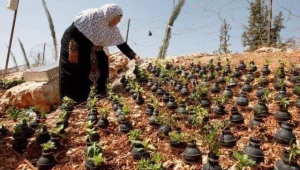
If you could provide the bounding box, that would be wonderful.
[59,4,139,103]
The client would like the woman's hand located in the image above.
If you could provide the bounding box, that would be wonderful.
[133,55,144,65]
[69,51,79,64]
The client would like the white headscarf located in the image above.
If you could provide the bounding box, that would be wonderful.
[74,4,125,47]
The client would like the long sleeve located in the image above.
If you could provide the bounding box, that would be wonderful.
[117,42,136,60]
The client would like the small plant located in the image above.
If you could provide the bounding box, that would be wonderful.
[87,96,98,110]
[214,95,228,105]
[98,107,109,118]
[279,59,286,68]
[51,124,66,138]
[58,110,68,120]
[277,97,290,108]
[88,153,105,166]
[6,106,25,121]
[86,120,94,129]
[192,106,209,126]
[233,149,256,170]
[132,138,156,153]
[288,140,300,164]
[13,125,22,136]
[179,76,188,85]
[197,85,209,96]
[62,96,76,107]
[121,104,131,117]
[129,129,143,141]
[86,142,103,157]
[169,131,185,143]
[265,59,271,66]
[225,58,231,65]
[41,141,56,151]
[30,106,41,115]
[88,85,97,99]
[138,153,165,170]
[294,85,300,96]
[134,83,144,95]
[85,128,98,142]
[201,125,220,156]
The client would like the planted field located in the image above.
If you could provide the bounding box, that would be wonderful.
[0,52,300,170]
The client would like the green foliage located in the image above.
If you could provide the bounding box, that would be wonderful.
[122,104,131,116]
[86,120,94,129]
[41,141,56,150]
[62,96,75,106]
[13,125,22,135]
[233,149,256,170]
[88,153,105,166]
[288,140,300,164]
[272,11,285,46]
[201,125,220,156]
[98,107,109,118]
[294,85,300,96]
[138,153,165,170]
[169,131,185,143]
[191,106,209,126]
[213,95,228,105]
[277,97,290,108]
[129,129,142,141]
[58,110,68,120]
[279,59,286,68]
[6,106,25,121]
[265,59,271,65]
[86,142,103,158]
[132,138,156,152]
[87,97,98,110]
[51,124,66,138]
[242,0,274,51]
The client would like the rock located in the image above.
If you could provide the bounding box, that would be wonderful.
[255,47,283,53]
[0,79,60,112]
[109,52,129,78]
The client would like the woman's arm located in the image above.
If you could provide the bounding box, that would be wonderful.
[117,42,139,61]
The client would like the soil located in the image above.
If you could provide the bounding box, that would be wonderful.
[0,51,300,170]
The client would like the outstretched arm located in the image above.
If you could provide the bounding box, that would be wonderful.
[117,42,139,61]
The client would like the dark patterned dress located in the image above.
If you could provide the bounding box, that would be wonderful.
[59,23,135,103]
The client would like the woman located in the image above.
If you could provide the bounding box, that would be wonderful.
[59,4,139,103]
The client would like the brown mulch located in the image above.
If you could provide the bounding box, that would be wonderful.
[0,51,300,170]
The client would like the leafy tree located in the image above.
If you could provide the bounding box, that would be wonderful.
[218,19,231,54]
[242,0,269,51]
[242,0,285,51]
[271,11,285,47]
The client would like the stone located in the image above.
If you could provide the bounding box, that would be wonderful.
[0,79,60,112]
[108,52,129,78]
[23,61,59,82]
[255,47,283,53]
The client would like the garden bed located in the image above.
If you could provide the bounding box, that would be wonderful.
[0,51,300,170]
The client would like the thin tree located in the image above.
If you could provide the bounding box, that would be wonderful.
[218,19,231,54]
[42,0,58,61]
[157,0,185,59]
[18,38,30,69]
[271,11,285,47]
[5,44,18,71]
[242,0,269,51]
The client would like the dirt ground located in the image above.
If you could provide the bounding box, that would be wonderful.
[0,50,299,170]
